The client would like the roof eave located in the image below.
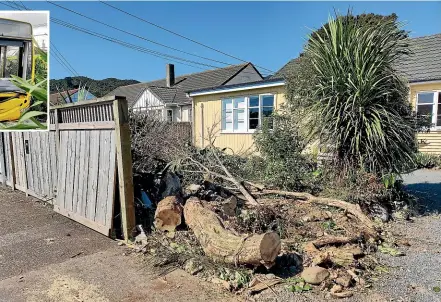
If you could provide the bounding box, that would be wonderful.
[187,79,285,97]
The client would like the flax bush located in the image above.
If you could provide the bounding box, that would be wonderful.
[287,12,417,176]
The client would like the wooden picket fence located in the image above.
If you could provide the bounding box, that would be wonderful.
[0,96,136,240]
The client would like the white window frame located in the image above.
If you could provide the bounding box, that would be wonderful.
[416,91,441,130]
[221,93,275,134]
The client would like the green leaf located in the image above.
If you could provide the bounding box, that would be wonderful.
[18,111,47,124]
[434,287,440,293]
[30,100,44,108]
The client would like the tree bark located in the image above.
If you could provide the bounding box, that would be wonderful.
[184,197,281,268]
[154,196,183,232]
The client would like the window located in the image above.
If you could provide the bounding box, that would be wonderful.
[166,109,173,122]
[221,94,274,132]
[416,92,441,128]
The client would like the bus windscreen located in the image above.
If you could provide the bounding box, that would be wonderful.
[0,19,32,39]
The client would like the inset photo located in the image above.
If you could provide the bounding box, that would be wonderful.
[0,11,48,130]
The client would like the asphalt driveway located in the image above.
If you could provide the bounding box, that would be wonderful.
[0,187,236,302]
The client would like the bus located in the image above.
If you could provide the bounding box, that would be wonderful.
[0,18,34,121]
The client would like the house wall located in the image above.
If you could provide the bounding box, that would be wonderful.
[224,64,263,85]
[410,81,441,154]
[193,85,286,153]
[132,89,164,111]
[180,105,192,122]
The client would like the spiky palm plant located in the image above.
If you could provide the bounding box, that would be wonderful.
[300,12,416,175]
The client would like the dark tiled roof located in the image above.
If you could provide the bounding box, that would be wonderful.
[273,33,441,83]
[396,33,441,83]
[106,63,252,106]
[270,57,301,79]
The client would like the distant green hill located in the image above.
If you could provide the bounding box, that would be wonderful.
[50,76,140,98]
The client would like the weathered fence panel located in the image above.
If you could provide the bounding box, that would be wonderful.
[0,96,135,239]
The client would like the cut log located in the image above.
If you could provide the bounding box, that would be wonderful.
[184,197,281,268]
[154,196,183,232]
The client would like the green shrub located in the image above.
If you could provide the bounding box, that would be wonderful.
[413,152,441,169]
[253,113,315,191]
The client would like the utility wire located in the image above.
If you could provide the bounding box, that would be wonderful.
[100,1,275,74]
[1,1,209,73]
[47,1,237,67]
[51,43,80,76]
[2,1,268,78]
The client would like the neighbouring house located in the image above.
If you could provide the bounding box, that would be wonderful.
[106,63,263,122]
[49,87,96,106]
[397,33,441,154]
[189,33,441,155]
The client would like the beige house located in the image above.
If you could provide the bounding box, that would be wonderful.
[188,33,441,155]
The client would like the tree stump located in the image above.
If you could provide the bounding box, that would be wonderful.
[184,197,281,268]
[154,196,183,232]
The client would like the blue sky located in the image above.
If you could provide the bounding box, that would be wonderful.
[6,1,441,81]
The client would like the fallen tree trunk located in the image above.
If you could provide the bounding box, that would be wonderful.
[312,235,360,249]
[260,190,377,237]
[154,196,183,232]
[184,197,281,268]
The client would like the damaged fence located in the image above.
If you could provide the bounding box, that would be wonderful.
[0,96,136,239]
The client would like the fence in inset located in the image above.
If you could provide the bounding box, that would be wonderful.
[0,96,135,239]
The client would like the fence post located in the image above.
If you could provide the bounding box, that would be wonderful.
[0,134,5,185]
[54,108,60,156]
[7,133,16,190]
[113,96,136,241]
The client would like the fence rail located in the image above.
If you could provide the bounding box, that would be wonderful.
[0,96,135,239]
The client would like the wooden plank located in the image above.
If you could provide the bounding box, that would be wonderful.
[0,134,5,184]
[64,130,75,212]
[77,130,86,216]
[54,205,110,236]
[36,133,48,198]
[12,134,20,188]
[48,132,57,197]
[23,132,33,192]
[43,132,52,199]
[4,134,11,185]
[86,130,100,221]
[72,130,82,215]
[113,97,136,241]
[31,134,40,196]
[49,122,115,131]
[7,133,16,190]
[80,131,90,217]
[105,132,117,228]
[18,133,28,196]
[96,130,111,225]
[56,131,68,209]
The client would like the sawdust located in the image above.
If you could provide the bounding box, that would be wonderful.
[29,275,109,302]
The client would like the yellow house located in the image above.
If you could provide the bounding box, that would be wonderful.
[400,34,441,154]
[188,78,286,154]
[189,33,441,155]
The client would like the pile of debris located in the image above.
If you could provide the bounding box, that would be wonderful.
[126,176,405,299]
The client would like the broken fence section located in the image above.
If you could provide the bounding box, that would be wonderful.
[0,96,136,240]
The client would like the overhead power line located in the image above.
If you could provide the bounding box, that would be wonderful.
[47,1,237,67]
[1,1,269,78]
[100,1,275,74]
[47,2,268,76]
